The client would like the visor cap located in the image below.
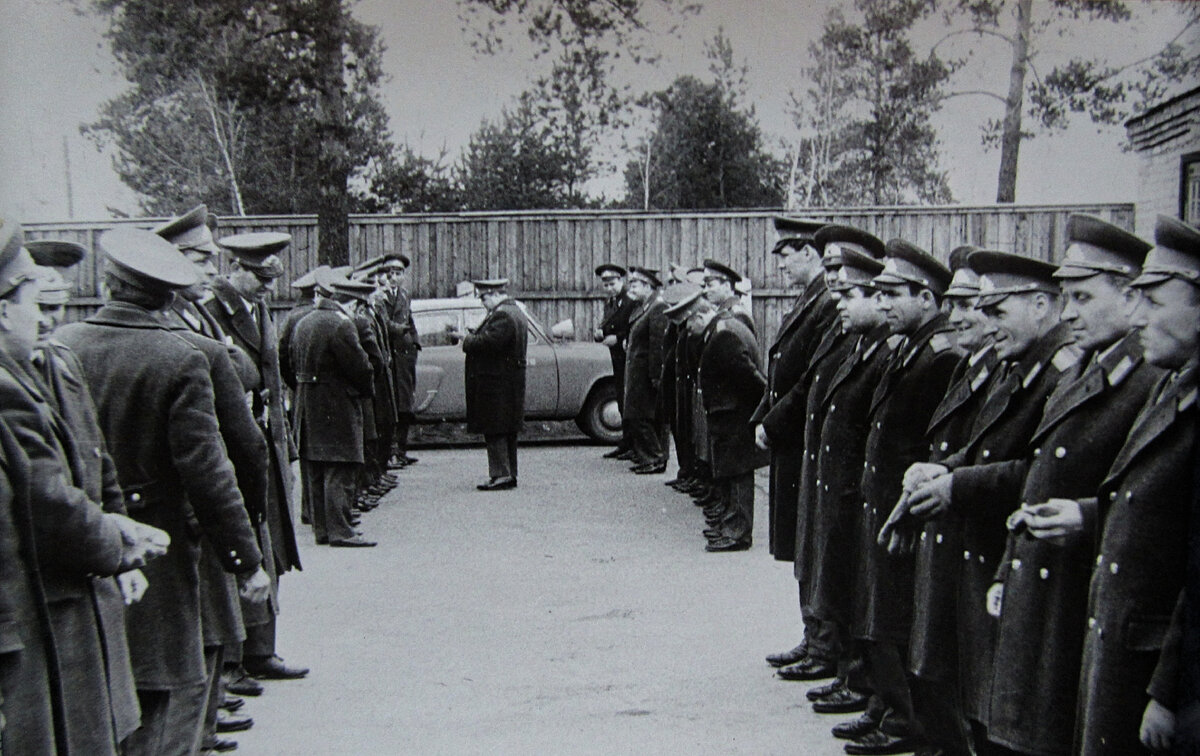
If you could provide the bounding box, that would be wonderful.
[701,259,741,284]
[101,227,200,291]
[627,266,662,288]
[834,248,886,291]
[969,250,1059,307]
[1132,214,1200,288]
[873,239,952,295]
[154,205,220,254]
[1054,214,1151,280]
[595,263,627,278]
[219,232,289,278]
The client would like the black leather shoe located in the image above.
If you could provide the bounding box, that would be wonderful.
[766,643,808,667]
[844,729,923,755]
[832,713,880,740]
[216,712,254,733]
[219,695,244,713]
[223,669,263,697]
[329,536,377,547]
[812,686,870,714]
[477,476,517,491]
[399,455,418,465]
[777,657,836,681]
[615,450,638,461]
[705,537,751,552]
[602,447,628,459]
[806,679,844,700]
[244,654,309,680]
[634,462,666,475]
[201,736,238,752]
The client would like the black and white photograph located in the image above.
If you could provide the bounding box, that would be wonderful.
[0,0,1197,753]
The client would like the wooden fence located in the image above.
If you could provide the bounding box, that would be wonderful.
[24,203,1134,346]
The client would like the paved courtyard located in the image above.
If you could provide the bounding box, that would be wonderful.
[235,443,848,755]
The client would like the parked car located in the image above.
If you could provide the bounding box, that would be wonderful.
[410,297,622,443]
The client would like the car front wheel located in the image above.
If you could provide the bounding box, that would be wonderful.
[575,381,622,444]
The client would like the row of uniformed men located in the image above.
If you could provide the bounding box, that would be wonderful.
[0,203,421,755]
[748,214,1198,756]
[592,259,769,552]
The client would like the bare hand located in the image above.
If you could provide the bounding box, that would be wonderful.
[238,566,271,604]
[877,491,914,549]
[602,335,617,347]
[903,462,947,494]
[110,513,170,571]
[754,424,770,451]
[1140,698,1176,752]
[592,328,603,341]
[117,569,149,605]
[1024,498,1084,544]
[908,474,954,519]
[986,583,1004,618]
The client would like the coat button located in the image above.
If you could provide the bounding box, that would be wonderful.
[978,554,985,563]
[1088,617,1096,628]
[876,422,881,429]
[1011,559,1021,570]
[234,558,243,566]
[1109,492,1117,501]
[1125,491,1132,501]
[1033,448,1041,457]
[1040,567,1049,579]
[939,441,948,451]
[1110,562,1119,574]
[830,405,836,411]
[920,531,927,541]
[93,447,102,458]
[130,493,141,502]
[1055,446,1067,458]
[963,550,971,560]
[982,449,991,459]
[825,445,830,452]
[936,533,943,544]
[1096,554,1104,566]
[816,478,821,486]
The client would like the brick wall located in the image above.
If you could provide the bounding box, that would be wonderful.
[1134,131,1200,238]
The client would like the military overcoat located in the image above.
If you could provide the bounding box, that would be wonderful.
[940,322,1078,725]
[290,300,374,463]
[754,278,837,559]
[987,333,1159,756]
[463,298,529,435]
[57,302,263,690]
[855,316,959,643]
[623,294,668,423]
[697,316,767,479]
[1075,363,1196,756]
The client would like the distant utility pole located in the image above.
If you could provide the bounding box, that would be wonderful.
[63,135,75,219]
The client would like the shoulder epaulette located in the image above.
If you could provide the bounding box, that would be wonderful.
[928,333,953,354]
[336,312,351,322]
[715,320,728,334]
[1022,361,1044,389]
[1051,345,1081,373]
[218,296,238,316]
[886,334,905,350]
[1107,355,1134,387]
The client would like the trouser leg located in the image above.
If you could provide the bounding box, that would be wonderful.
[394,415,412,457]
[865,640,919,738]
[485,434,515,479]
[124,683,208,756]
[719,471,754,542]
[243,614,275,659]
[201,646,224,744]
[506,433,518,478]
[912,675,971,756]
[302,460,326,543]
[323,463,358,543]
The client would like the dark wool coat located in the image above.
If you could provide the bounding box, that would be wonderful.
[987,333,1160,756]
[755,278,838,560]
[792,326,854,574]
[384,286,419,415]
[463,298,529,435]
[855,315,960,644]
[0,350,133,755]
[278,300,315,396]
[600,289,638,410]
[157,320,272,643]
[290,300,374,463]
[205,278,301,576]
[33,340,143,745]
[804,329,894,623]
[940,321,1078,725]
[57,302,263,690]
[623,295,668,423]
[698,316,768,479]
[1075,363,1195,756]
[0,414,58,756]
[909,346,997,682]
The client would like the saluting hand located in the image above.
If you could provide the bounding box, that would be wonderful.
[238,565,271,603]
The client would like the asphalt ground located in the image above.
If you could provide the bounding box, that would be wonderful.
[234,443,850,755]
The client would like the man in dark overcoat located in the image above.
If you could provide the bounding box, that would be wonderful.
[55,227,268,756]
[290,267,377,547]
[621,267,669,474]
[450,278,529,489]
[678,288,767,552]
[982,216,1159,756]
[886,246,995,756]
[594,263,638,459]
[29,239,144,752]
[764,226,884,680]
[661,282,701,490]
[836,241,959,756]
[205,231,305,682]
[901,250,1079,756]
[0,413,58,756]
[1027,215,1199,755]
[379,253,420,466]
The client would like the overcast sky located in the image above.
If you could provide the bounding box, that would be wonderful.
[0,0,1192,222]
